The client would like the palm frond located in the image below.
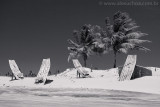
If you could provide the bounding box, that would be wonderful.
[67,39,80,48]
[127,39,151,44]
[105,17,113,36]
[127,21,136,27]
[118,48,128,54]
[123,26,139,32]
[68,47,77,52]
[73,30,81,44]
[126,32,148,39]
[123,18,134,26]
[86,47,93,56]
[120,20,136,32]
[105,17,111,26]
[120,43,135,49]
[133,45,151,52]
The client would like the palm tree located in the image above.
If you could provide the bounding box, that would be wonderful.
[67,24,94,67]
[104,11,151,68]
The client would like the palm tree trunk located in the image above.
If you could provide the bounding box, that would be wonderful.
[113,51,117,68]
[83,54,87,67]
[84,59,86,67]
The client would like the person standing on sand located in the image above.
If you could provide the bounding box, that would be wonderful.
[91,64,93,72]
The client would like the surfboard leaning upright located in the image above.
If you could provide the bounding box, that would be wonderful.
[72,59,90,78]
[119,55,137,81]
[35,58,51,84]
[9,60,24,79]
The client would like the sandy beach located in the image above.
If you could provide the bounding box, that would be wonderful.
[1,68,160,107]
[1,68,160,95]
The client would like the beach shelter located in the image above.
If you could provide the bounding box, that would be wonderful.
[118,55,157,80]
[72,59,90,78]
[119,55,137,81]
[9,60,24,80]
[35,58,51,84]
[131,65,153,79]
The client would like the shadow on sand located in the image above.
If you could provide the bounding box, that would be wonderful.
[44,79,53,85]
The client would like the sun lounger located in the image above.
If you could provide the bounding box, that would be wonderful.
[9,60,24,80]
[72,59,90,78]
[119,55,137,81]
[35,58,51,84]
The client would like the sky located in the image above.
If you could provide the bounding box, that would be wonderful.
[0,0,160,76]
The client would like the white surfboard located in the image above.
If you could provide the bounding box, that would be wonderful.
[119,55,137,81]
[9,60,24,79]
[35,58,51,84]
[72,59,89,77]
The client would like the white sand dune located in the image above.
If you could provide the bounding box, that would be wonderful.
[0,67,160,95]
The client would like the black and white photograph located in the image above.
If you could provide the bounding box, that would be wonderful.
[0,0,160,107]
